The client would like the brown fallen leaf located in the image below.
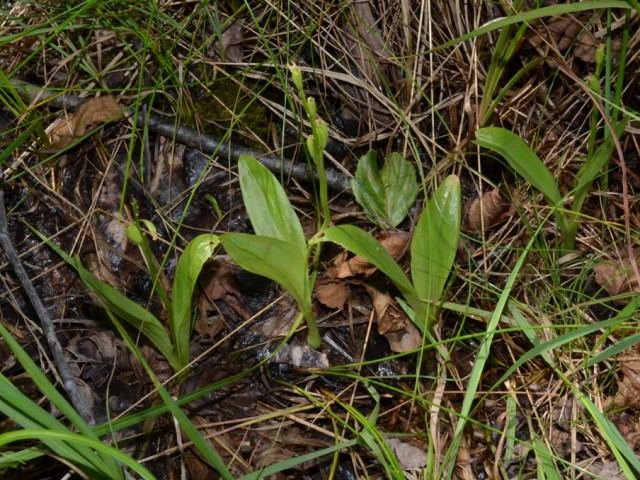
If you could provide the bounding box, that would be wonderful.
[525,16,619,63]
[386,438,428,470]
[210,18,244,63]
[594,248,640,300]
[603,353,640,411]
[329,230,410,278]
[463,187,513,233]
[316,277,350,309]
[47,95,124,150]
[365,282,421,353]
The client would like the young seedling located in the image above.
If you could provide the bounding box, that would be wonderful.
[220,155,321,348]
[220,65,332,349]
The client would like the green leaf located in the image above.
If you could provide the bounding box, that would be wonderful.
[172,234,220,369]
[221,233,311,318]
[475,127,562,206]
[410,174,461,327]
[321,225,423,321]
[352,151,419,228]
[238,155,305,252]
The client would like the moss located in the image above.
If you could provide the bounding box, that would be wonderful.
[185,77,270,152]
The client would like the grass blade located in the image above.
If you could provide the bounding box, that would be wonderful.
[31,230,180,371]
[0,430,155,479]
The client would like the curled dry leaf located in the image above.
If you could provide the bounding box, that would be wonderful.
[365,282,421,353]
[386,439,428,470]
[47,95,124,150]
[594,248,640,300]
[328,230,410,278]
[210,18,244,63]
[463,187,513,233]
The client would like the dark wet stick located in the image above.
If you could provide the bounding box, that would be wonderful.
[0,170,96,426]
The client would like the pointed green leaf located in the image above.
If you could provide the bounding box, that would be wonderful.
[411,175,461,314]
[238,155,305,252]
[475,127,561,206]
[172,234,220,369]
[221,233,311,316]
[321,225,423,322]
[352,150,419,228]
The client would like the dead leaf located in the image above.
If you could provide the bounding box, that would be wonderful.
[604,353,640,410]
[47,95,124,150]
[210,19,244,63]
[386,438,428,470]
[200,258,252,320]
[525,16,619,63]
[272,340,329,368]
[329,230,409,278]
[581,461,626,480]
[463,187,513,233]
[594,248,640,299]
[365,282,421,352]
[316,277,350,309]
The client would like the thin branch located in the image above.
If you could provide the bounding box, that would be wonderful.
[0,170,96,426]
[9,80,353,192]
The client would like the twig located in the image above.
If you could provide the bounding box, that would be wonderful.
[0,170,96,427]
[9,80,353,192]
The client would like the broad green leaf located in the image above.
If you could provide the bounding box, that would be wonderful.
[238,155,305,252]
[410,174,461,327]
[475,127,562,206]
[172,234,220,369]
[352,150,419,228]
[221,233,311,317]
[321,225,423,321]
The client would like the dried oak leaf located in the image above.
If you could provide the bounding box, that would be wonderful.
[594,248,640,299]
[329,230,410,278]
[365,282,421,353]
[316,277,350,309]
[47,95,124,150]
[463,187,513,233]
